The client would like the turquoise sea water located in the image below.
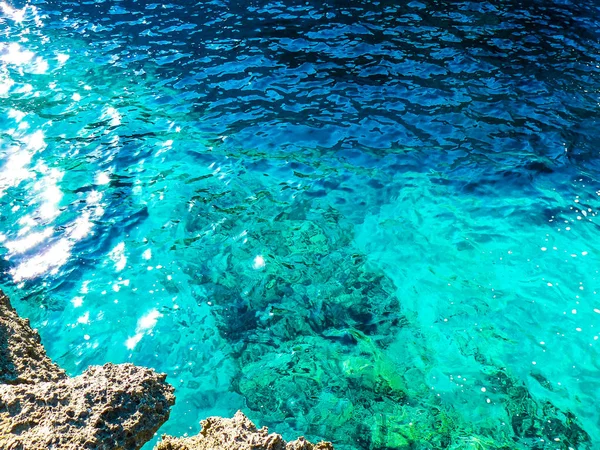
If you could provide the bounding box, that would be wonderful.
[2,0,600,448]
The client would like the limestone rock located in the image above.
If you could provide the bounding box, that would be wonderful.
[155,411,333,450]
[0,290,175,450]
[0,290,65,384]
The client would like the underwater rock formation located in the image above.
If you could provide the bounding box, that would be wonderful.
[155,411,333,450]
[169,178,592,449]
[0,290,175,450]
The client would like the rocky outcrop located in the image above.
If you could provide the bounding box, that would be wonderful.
[0,290,175,450]
[155,411,333,450]
[0,289,333,450]
[0,290,64,385]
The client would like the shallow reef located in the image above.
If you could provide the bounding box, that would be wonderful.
[170,171,592,449]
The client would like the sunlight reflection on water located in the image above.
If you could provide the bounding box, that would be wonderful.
[0,13,103,282]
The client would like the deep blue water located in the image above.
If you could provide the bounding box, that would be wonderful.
[1,0,600,448]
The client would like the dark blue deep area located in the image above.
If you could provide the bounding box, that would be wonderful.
[37,0,600,171]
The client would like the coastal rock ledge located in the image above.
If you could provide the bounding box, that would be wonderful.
[156,411,334,450]
[0,290,334,450]
[0,290,174,449]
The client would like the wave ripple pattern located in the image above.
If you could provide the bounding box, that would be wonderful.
[1,0,600,449]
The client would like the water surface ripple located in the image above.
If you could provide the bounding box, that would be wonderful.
[1,0,600,448]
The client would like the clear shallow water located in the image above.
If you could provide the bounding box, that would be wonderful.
[1,0,600,448]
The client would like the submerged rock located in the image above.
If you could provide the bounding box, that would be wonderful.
[0,290,175,450]
[155,411,333,450]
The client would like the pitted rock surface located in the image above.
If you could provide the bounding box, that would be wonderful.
[155,411,334,450]
[0,290,175,450]
[0,290,65,384]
